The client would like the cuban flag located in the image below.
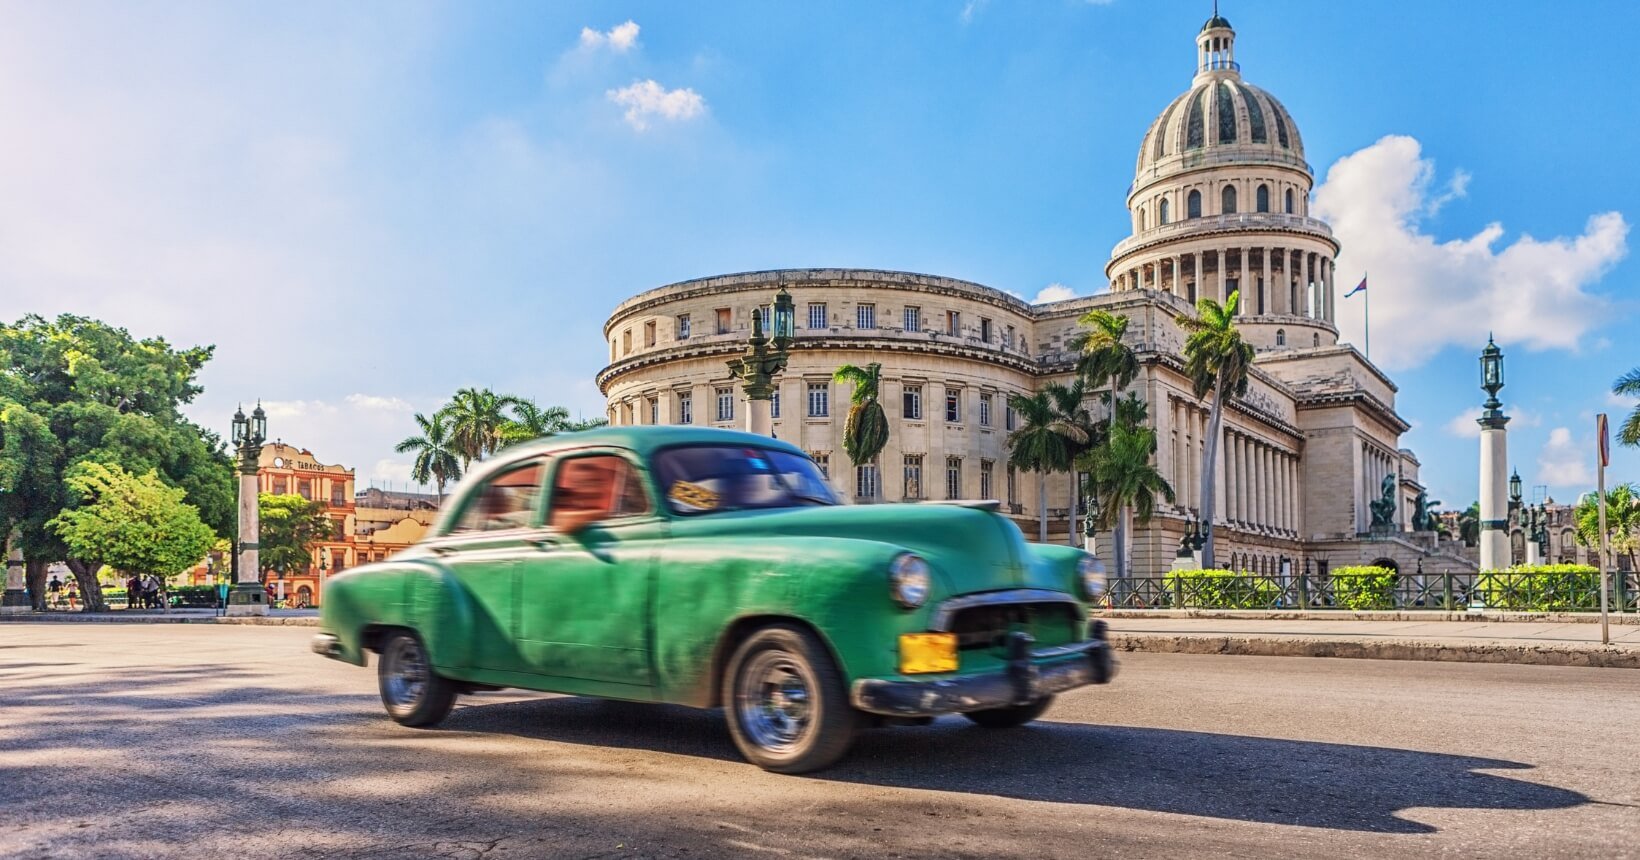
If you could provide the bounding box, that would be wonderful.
[1345,276,1367,297]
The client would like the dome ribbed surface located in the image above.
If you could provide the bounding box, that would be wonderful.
[1134,79,1305,181]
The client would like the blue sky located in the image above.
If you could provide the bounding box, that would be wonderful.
[1,0,1635,509]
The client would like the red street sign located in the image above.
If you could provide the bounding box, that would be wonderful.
[1598,413,1610,469]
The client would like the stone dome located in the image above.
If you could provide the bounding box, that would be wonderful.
[1132,16,1309,190]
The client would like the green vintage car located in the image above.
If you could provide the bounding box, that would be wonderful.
[313,426,1113,773]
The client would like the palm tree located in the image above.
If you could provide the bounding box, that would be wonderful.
[1007,387,1088,542]
[1070,309,1139,398]
[1088,421,1175,579]
[500,400,573,446]
[1614,366,1640,447]
[1175,290,1255,569]
[1575,483,1640,572]
[833,363,889,474]
[438,387,526,467]
[1046,378,1098,546]
[394,412,462,504]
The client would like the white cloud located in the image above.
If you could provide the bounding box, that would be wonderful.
[606,80,706,131]
[345,394,414,412]
[960,0,987,23]
[1537,427,1593,488]
[1444,405,1541,438]
[1313,135,1628,370]
[369,458,419,487]
[579,20,640,53]
[1608,390,1639,408]
[1033,283,1077,303]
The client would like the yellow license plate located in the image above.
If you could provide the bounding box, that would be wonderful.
[899,632,958,674]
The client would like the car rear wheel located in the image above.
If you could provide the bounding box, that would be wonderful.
[962,695,1054,728]
[377,631,456,728]
[723,624,859,774]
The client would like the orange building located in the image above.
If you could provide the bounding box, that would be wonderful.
[180,443,435,606]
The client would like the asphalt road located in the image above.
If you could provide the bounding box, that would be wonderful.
[1,625,1635,859]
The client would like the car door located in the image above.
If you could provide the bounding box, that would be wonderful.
[425,457,548,675]
[516,449,660,690]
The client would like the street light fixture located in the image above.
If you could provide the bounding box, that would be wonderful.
[727,281,796,437]
[227,401,269,616]
[1509,469,1523,505]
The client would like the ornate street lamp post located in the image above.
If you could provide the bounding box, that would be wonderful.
[227,403,270,616]
[1476,337,1511,572]
[726,284,795,437]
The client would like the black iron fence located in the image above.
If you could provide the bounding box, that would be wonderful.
[1105,570,1640,613]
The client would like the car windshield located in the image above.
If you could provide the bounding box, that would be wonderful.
[651,445,837,516]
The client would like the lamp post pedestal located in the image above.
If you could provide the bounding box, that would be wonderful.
[2,542,28,614]
[1477,338,1510,573]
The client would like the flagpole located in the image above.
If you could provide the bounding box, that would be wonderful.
[1364,270,1370,360]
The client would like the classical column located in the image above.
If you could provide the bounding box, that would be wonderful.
[1237,434,1249,524]
[1264,247,1275,314]
[2,537,27,614]
[1173,255,1183,297]
[1478,351,1511,572]
[227,421,268,617]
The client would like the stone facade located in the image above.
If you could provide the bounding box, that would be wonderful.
[596,14,1475,579]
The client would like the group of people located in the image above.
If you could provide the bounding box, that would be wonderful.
[124,573,167,610]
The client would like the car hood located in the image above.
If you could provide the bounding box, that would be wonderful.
[667,503,1034,596]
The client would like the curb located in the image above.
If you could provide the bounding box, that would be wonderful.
[1095,608,1640,625]
[0,614,320,626]
[1109,633,1640,669]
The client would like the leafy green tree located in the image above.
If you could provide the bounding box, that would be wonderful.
[258,494,333,579]
[1575,483,1640,572]
[1614,366,1640,447]
[500,400,573,445]
[1175,291,1255,569]
[0,314,234,610]
[1006,386,1088,542]
[833,363,889,473]
[48,462,215,608]
[438,387,526,467]
[1087,420,1175,579]
[1046,378,1099,546]
[395,412,462,504]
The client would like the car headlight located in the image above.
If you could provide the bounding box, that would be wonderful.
[889,553,931,609]
[1078,555,1107,600]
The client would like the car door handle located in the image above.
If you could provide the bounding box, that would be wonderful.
[529,538,559,551]
[431,545,456,556]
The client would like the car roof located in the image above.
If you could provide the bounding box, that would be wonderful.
[491,425,808,463]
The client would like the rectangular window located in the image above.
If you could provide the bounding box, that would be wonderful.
[647,396,658,424]
[979,392,993,427]
[808,302,828,330]
[330,484,345,506]
[273,476,287,495]
[980,460,994,500]
[716,387,734,422]
[771,390,781,419]
[644,320,656,347]
[1005,324,1015,349]
[677,392,693,425]
[856,463,879,500]
[903,306,921,332]
[807,382,829,417]
[980,318,992,343]
[947,310,960,336]
[945,457,962,500]
[903,454,924,500]
[902,384,922,420]
[945,388,961,423]
[1005,401,1016,431]
[856,303,876,329]
[297,478,312,500]
[677,313,691,339]
[716,308,732,334]
[622,329,632,356]
[811,452,830,479]
[1007,465,1017,504]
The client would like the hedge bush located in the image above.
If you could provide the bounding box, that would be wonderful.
[1475,564,1600,611]
[1162,568,1280,609]
[1329,565,1398,610]
[168,585,222,608]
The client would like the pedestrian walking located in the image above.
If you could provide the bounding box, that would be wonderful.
[46,577,62,609]
[126,574,141,610]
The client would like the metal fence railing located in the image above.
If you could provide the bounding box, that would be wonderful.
[1104,570,1639,613]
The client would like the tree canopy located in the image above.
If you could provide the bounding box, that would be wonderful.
[49,461,215,579]
[258,493,334,578]
[834,363,889,468]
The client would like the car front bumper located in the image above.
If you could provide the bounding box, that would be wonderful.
[850,621,1116,717]
[311,633,343,659]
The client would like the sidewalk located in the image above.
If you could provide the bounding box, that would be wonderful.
[0,608,320,625]
[1105,616,1640,669]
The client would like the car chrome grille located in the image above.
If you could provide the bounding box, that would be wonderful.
[947,602,1081,651]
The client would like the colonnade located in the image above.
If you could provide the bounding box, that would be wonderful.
[1113,247,1335,322]
[1361,442,1400,532]
[1223,428,1299,535]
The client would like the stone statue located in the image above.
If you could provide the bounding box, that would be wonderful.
[1369,473,1398,530]
[1411,490,1441,533]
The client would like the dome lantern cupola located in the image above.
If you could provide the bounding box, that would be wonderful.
[1196,12,1238,82]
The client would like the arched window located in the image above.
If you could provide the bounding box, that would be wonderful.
[1276,329,1286,347]
[1159,198,1170,225]
[1284,188,1295,214]
[1221,185,1237,214]
[1312,332,1320,347]
[1187,190,1202,219]
[1139,206,1147,231]
[1256,184,1270,213]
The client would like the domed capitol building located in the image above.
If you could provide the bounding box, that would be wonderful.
[598,15,1474,578]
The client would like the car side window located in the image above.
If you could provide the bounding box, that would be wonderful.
[548,455,651,532]
[451,461,546,534]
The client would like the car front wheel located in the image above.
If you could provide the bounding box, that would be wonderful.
[962,695,1054,728]
[723,624,859,774]
[377,631,456,728]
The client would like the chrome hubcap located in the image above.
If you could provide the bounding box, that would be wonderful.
[737,651,813,752]
[383,637,428,708]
